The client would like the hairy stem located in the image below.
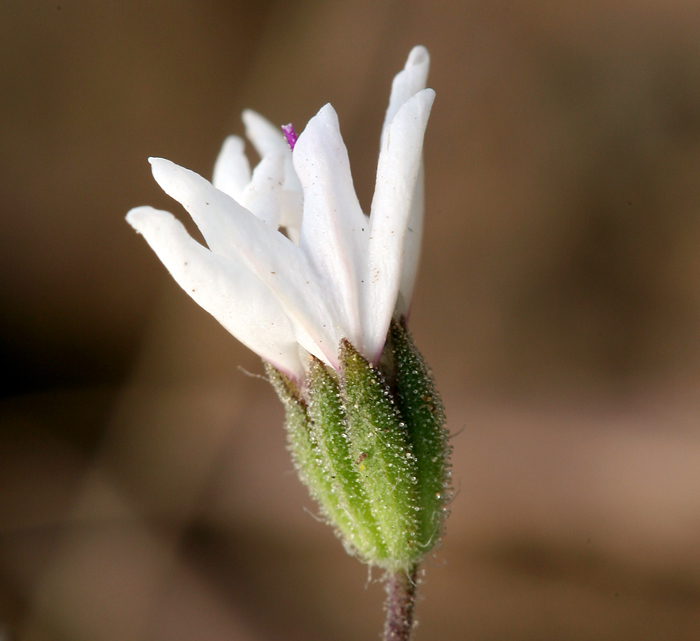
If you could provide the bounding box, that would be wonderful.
[383,566,418,641]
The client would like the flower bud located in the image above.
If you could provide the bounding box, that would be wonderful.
[267,320,450,571]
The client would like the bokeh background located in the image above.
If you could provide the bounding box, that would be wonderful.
[2,1,700,639]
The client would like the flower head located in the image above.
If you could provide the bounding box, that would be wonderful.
[127,46,434,380]
[126,46,450,576]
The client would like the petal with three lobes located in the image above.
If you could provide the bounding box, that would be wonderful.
[212,135,251,201]
[149,158,344,367]
[126,206,304,378]
[364,88,435,362]
[293,103,368,352]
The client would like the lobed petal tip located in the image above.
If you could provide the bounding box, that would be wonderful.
[316,102,337,119]
[125,206,144,228]
[125,205,173,236]
[149,156,171,167]
[149,157,192,191]
[221,135,245,151]
[305,103,338,132]
[242,110,277,138]
[241,108,259,124]
[126,203,159,220]
[420,87,436,103]
[148,157,175,178]
[294,104,337,153]
[407,45,429,66]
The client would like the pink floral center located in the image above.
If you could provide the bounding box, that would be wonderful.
[282,123,297,150]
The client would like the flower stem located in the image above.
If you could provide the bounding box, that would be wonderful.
[383,565,418,641]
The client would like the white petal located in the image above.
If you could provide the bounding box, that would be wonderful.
[242,110,304,241]
[151,157,243,259]
[278,158,304,242]
[363,88,435,362]
[239,150,285,228]
[149,158,345,368]
[278,189,303,244]
[212,135,251,201]
[293,103,368,351]
[395,162,424,318]
[382,46,430,146]
[242,109,287,157]
[126,206,304,378]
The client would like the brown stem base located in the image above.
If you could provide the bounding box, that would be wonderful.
[383,566,418,641]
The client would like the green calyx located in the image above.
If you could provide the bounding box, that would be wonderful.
[266,320,450,572]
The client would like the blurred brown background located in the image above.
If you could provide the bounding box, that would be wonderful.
[2,1,700,639]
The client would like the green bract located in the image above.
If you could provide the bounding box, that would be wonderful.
[267,320,450,572]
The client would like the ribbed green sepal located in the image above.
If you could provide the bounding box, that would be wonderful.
[305,357,386,561]
[339,340,419,570]
[390,319,451,552]
[265,364,355,541]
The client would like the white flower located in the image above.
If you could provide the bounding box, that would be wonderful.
[127,46,434,380]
